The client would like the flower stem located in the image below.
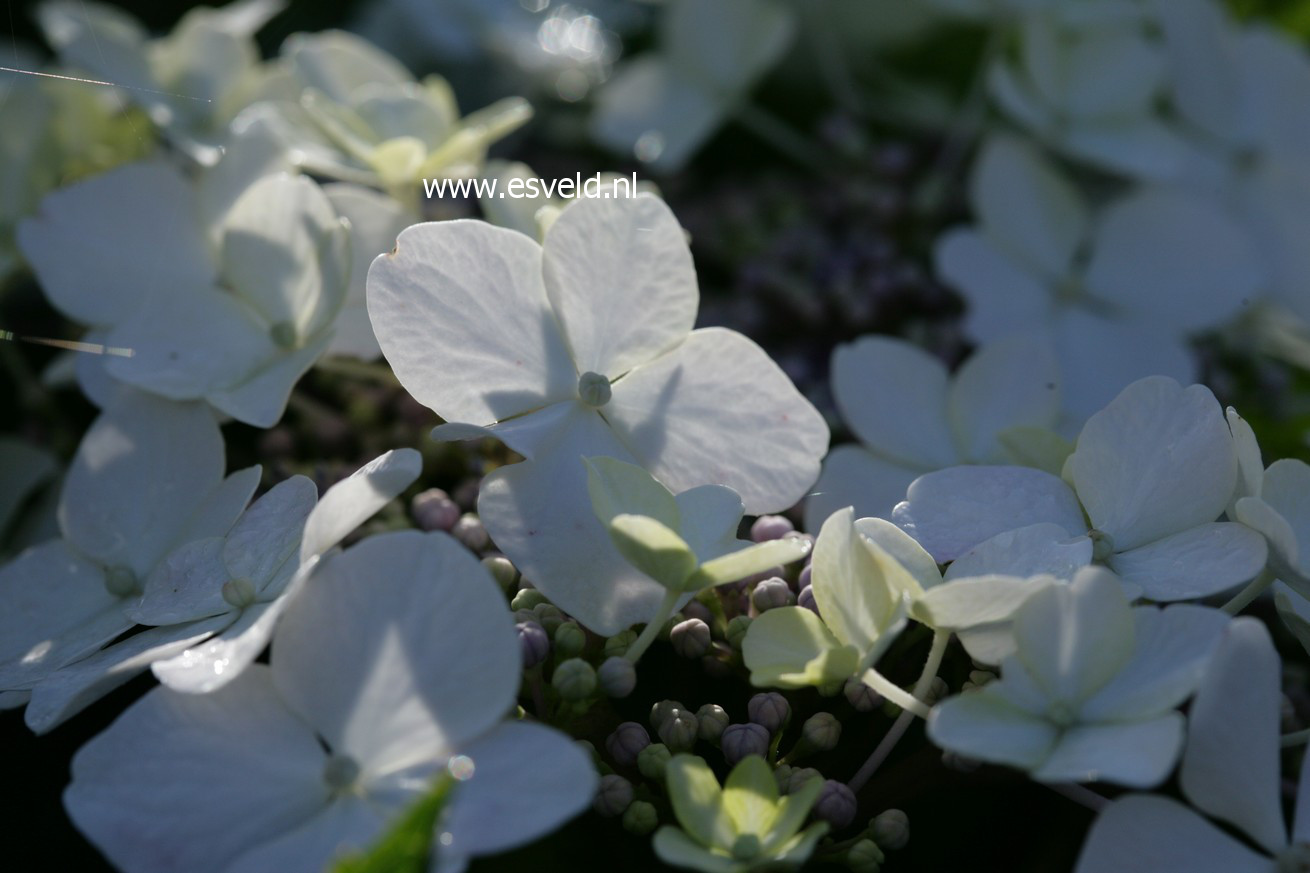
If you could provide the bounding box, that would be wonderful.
[1048,782,1110,813]
[624,588,681,664]
[1282,728,1310,748]
[1221,568,1275,615]
[850,631,950,791]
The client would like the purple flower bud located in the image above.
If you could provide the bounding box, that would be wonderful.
[650,699,687,732]
[721,723,770,765]
[681,599,713,624]
[802,712,841,751]
[451,478,480,510]
[597,656,637,698]
[844,677,883,712]
[748,692,791,734]
[412,488,460,532]
[518,621,549,668]
[452,513,490,551]
[552,658,596,700]
[605,721,650,767]
[798,584,819,614]
[593,774,633,817]
[797,562,812,590]
[622,800,658,835]
[813,780,857,829]
[750,514,795,542]
[670,618,711,659]
[696,704,729,743]
[751,577,794,613]
[870,808,910,850]
[658,709,699,753]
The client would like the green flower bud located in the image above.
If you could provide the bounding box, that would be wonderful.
[726,615,753,650]
[658,709,699,754]
[622,799,657,835]
[637,743,672,781]
[801,712,842,752]
[552,658,596,701]
[696,704,729,744]
[533,603,565,636]
[870,809,909,851]
[554,621,586,658]
[578,371,612,408]
[597,656,637,698]
[593,774,634,817]
[650,699,688,732]
[269,320,298,349]
[604,629,637,659]
[511,588,549,611]
[848,839,886,873]
[104,566,140,598]
[220,578,257,609]
[481,555,517,592]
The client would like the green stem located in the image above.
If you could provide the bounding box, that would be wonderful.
[624,588,681,664]
[1221,568,1275,615]
[1282,728,1310,748]
[849,631,950,791]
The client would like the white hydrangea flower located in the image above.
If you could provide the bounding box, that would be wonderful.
[987,4,1190,179]
[0,394,258,716]
[477,160,659,241]
[367,193,828,634]
[18,124,353,426]
[1074,617,1309,873]
[20,449,421,733]
[934,134,1263,416]
[929,567,1228,787]
[37,0,285,162]
[895,377,1268,601]
[64,530,596,873]
[804,334,1064,529]
[589,0,794,172]
[239,29,530,196]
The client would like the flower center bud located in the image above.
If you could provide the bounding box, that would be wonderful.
[221,578,257,609]
[322,753,360,792]
[1046,701,1078,728]
[270,321,298,349]
[104,566,141,598]
[731,834,761,861]
[577,371,611,407]
[1089,529,1115,562]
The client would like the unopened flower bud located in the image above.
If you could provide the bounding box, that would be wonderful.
[511,588,548,611]
[844,677,882,712]
[696,704,729,744]
[575,739,598,764]
[269,320,298,349]
[681,599,713,624]
[726,615,753,650]
[452,513,489,551]
[578,371,612,408]
[659,709,699,753]
[481,555,517,592]
[597,656,637,698]
[518,621,549,668]
[797,584,819,614]
[797,562,812,590]
[721,723,770,765]
[532,603,565,636]
[622,799,657,835]
[670,618,711,659]
[774,764,793,792]
[220,578,257,609]
[593,774,634,817]
[847,839,886,873]
[751,577,794,613]
[104,566,140,598]
[750,514,794,542]
[637,743,671,780]
[813,780,857,829]
[605,722,650,767]
[922,676,949,706]
[1089,528,1115,562]
[650,700,688,732]
[412,488,460,532]
[552,658,596,700]
[604,630,636,659]
[802,712,842,752]
[870,809,909,850]
[748,692,791,734]
[554,621,586,658]
[787,767,822,794]
[962,670,995,692]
